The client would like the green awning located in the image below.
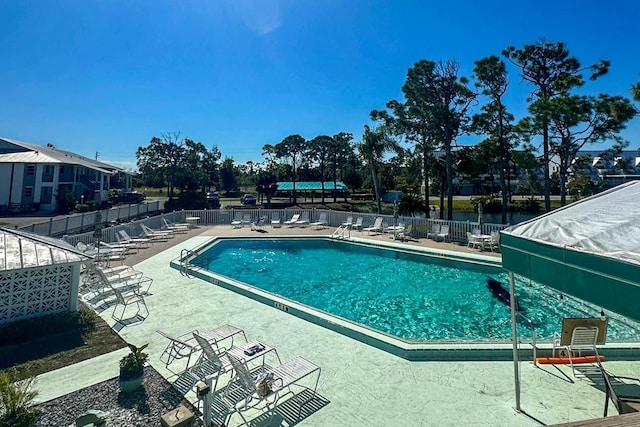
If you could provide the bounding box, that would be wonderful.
[276,181,348,191]
[501,181,640,322]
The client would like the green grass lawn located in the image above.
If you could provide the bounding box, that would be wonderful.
[0,304,125,380]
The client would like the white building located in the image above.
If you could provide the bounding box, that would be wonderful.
[0,137,135,213]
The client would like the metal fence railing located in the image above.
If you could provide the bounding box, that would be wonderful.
[15,201,162,237]
[58,207,510,247]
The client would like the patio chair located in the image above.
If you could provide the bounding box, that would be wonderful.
[342,216,353,228]
[553,318,605,376]
[83,264,152,297]
[140,224,173,240]
[487,231,500,252]
[99,239,137,254]
[157,324,247,368]
[467,232,483,250]
[435,225,449,242]
[241,214,252,227]
[352,217,363,231]
[251,216,267,230]
[600,363,640,416]
[271,213,281,228]
[182,333,280,394]
[310,212,328,229]
[111,286,148,322]
[394,224,412,241]
[117,230,151,249]
[231,213,243,228]
[427,223,441,240]
[162,217,189,233]
[218,353,321,426]
[363,217,383,235]
[284,214,300,227]
[295,212,310,227]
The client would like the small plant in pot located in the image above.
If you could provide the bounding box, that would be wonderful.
[118,342,148,393]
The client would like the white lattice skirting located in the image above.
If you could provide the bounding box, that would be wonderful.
[0,264,74,325]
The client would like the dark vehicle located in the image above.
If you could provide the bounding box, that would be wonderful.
[207,192,221,209]
[119,191,146,203]
[241,194,256,205]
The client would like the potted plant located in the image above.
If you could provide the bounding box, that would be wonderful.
[118,342,148,393]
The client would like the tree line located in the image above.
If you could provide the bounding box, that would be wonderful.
[136,40,640,222]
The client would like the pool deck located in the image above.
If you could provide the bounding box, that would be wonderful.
[35,224,640,426]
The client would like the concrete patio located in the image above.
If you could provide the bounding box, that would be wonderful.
[35,224,640,426]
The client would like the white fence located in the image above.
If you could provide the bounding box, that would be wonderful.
[15,201,162,237]
[61,208,509,247]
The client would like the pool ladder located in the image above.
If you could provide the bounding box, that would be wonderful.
[179,249,193,278]
[332,224,351,240]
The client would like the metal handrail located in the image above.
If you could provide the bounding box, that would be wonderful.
[179,249,192,278]
[516,311,538,365]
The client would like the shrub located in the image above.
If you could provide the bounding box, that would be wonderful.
[0,370,40,427]
[75,200,96,213]
[54,188,76,214]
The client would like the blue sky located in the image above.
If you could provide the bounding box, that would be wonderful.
[1,0,639,170]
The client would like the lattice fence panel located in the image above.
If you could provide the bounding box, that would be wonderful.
[0,265,73,325]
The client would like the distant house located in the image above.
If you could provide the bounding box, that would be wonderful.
[569,149,640,185]
[0,137,135,213]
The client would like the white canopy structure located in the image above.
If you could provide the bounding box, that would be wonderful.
[0,227,89,324]
[502,181,640,323]
[500,181,640,411]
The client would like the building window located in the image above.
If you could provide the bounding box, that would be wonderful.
[25,186,33,197]
[60,166,65,174]
[26,165,35,175]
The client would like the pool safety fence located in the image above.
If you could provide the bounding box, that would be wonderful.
[16,201,162,237]
[59,208,509,246]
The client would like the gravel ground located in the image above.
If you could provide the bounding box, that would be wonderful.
[37,366,203,426]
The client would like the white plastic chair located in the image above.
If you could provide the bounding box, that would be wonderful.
[363,217,383,235]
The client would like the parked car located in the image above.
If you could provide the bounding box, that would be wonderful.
[206,192,221,209]
[241,194,256,205]
[118,191,146,203]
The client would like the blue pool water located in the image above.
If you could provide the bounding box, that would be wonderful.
[195,238,640,342]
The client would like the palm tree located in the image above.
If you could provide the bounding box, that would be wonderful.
[358,125,400,214]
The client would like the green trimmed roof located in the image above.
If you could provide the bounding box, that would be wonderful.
[276,181,348,191]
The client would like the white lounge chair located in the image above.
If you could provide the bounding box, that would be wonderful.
[140,224,172,241]
[182,333,280,394]
[435,225,449,242]
[84,264,152,297]
[394,224,412,241]
[295,212,310,227]
[352,217,363,231]
[342,216,353,227]
[111,286,148,322]
[284,214,300,227]
[117,230,151,249]
[218,353,321,426]
[231,213,243,228]
[363,217,383,235]
[427,223,440,240]
[271,213,281,228]
[157,324,247,368]
[162,217,189,233]
[251,216,267,230]
[310,213,328,229]
[99,240,137,254]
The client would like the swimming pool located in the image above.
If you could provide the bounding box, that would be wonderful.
[181,237,640,347]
